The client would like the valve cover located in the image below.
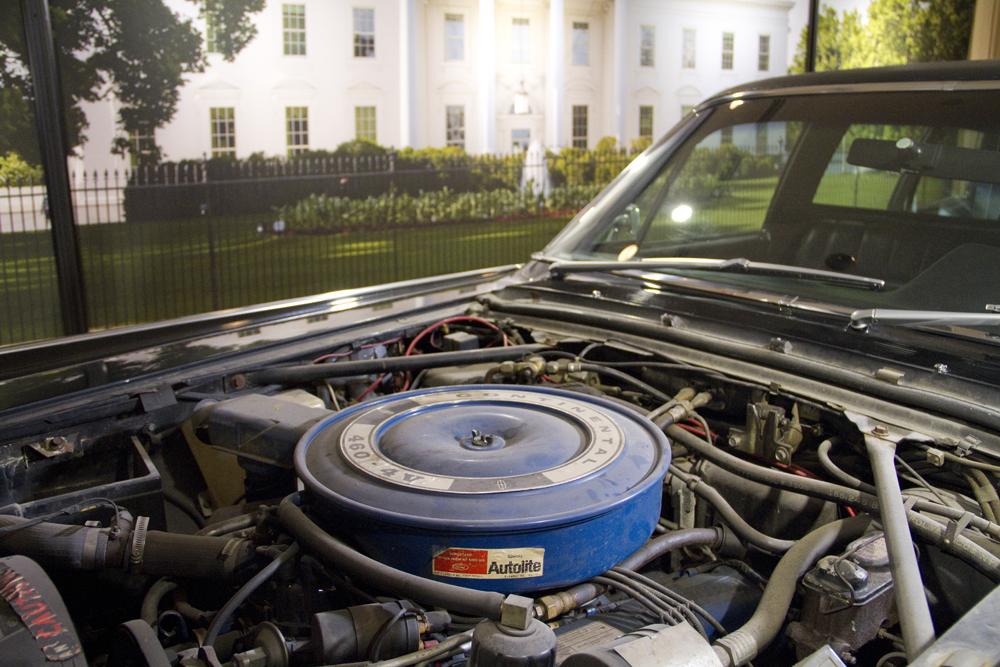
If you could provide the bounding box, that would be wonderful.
[294,385,670,592]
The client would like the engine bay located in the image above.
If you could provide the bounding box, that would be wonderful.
[1,311,998,667]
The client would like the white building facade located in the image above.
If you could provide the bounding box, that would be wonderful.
[73,0,793,174]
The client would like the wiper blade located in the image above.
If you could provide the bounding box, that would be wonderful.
[849,309,1000,331]
[548,257,885,291]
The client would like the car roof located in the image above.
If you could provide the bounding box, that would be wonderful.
[703,60,1000,107]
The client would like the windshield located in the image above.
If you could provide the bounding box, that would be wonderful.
[547,90,1000,314]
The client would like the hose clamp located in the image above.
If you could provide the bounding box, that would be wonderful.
[129,515,149,569]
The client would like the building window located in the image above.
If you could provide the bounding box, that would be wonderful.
[758,34,770,71]
[128,125,156,168]
[682,28,696,69]
[512,18,529,64]
[445,105,465,149]
[572,22,589,66]
[722,32,734,70]
[285,106,309,155]
[756,124,768,155]
[512,128,530,152]
[355,106,376,142]
[353,7,375,58]
[640,25,655,67]
[639,106,653,141]
[205,11,220,54]
[282,4,306,56]
[445,13,464,61]
[210,107,236,158]
[720,126,733,145]
[572,105,588,149]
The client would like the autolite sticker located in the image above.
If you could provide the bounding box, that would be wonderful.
[432,547,545,579]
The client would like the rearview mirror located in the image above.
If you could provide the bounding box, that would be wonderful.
[847,137,1000,185]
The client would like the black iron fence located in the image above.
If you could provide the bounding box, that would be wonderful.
[0,150,637,346]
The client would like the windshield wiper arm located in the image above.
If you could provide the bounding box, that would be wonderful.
[548,257,885,291]
[849,309,1000,331]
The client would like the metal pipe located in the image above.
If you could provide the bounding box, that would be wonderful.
[248,344,547,385]
[666,424,1000,577]
[19,0,88,334]
[805,0,819,73]
[864,435,935,660]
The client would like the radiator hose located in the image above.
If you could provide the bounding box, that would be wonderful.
[0,514,254,580]
[713,516,871,667]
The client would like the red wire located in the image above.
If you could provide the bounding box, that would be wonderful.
[675,423,709,438]
[311,337,403,364]
[351,318,507,401]
[399,316,508,391]
[356,373,388,401]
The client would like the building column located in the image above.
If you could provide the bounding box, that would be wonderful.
[546,0,565,148]
[970,0,1000,58]
[612,0,627,146]
[399,0,418,147]
[478,0,496,153]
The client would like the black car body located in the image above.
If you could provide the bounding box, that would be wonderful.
[0,62,998,667]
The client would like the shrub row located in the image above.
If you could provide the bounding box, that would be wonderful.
[276,184,604,232]
[123,143,632,222]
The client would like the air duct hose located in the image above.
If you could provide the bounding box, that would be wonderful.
[277,494,506,620]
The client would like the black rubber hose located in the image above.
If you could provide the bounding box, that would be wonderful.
[619,527,723,570]
[577,363,672,403]
[669,466,795,554]
[139,531,255,580]
[0,515,124,569]
[713,516,871,667]
[204,543,300,647]
[816,438,876,493]
[197,513,255,537]
[248,344,548,385]
[141,579,178,626]
[162,487,206,528]
[277,494,505,619]
[0,515,255,579]
[666,425,1000,579]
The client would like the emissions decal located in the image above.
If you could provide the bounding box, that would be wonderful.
[432,547,545,579]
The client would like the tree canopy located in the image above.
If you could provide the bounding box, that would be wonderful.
[791,0,974,73]
[0,0,264,165]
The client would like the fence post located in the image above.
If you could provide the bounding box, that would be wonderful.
[202,200,221,312]
[20,0,88,335]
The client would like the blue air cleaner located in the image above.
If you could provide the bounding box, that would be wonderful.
[294,385,670,593]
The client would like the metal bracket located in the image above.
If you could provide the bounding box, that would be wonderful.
[943,512,974,547]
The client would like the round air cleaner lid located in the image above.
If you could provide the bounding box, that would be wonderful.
[296,385,669,531]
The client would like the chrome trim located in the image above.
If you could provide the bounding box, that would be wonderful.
[697,79,1000,112]
[849,309,1000,331]
[0,264,521,382]
[526,268,853,319]
[548,258,885,291]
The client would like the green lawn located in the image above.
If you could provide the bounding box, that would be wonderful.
[0,213,569,345]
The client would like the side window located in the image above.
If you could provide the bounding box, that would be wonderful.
[638,122,793,243]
